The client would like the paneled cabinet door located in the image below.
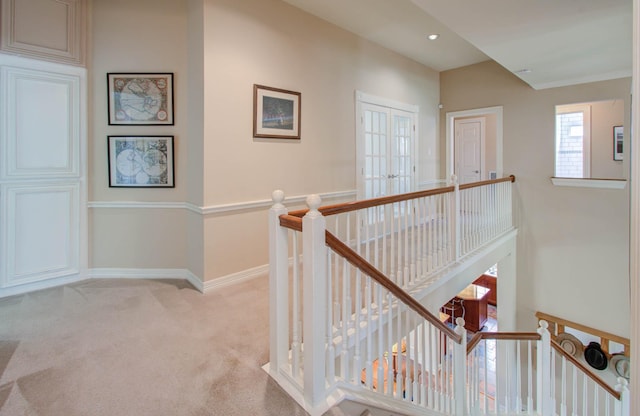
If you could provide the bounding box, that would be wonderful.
[0,54,86,292]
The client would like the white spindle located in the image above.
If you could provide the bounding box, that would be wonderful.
[572,366,578,416]
[538,320,551,416]
[517,340,523,412]
[326,249,335,384]
[453,317,467,416]
[561,356,567,416]
[292,233,301,378]
[386,292,394,397]
[528,340,534,413]
[551,348,557,413]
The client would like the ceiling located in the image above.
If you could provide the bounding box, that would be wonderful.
[281,0,632,90]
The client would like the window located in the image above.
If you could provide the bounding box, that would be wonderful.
[555,104,591,178]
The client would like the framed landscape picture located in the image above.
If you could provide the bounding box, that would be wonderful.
[107,73,174,125]
[108,136,174,187]
[253,84,301,139]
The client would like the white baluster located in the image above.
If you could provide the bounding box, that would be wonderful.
[453,317,467,416]
[302,194,327,406]
[516,340,523,412]
[537,320,551,415]
[292,233,301,377]
[528,340,534,413]
[269,190,289,372]
[326,249,335,384]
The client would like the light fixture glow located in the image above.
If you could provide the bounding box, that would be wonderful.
[427,34,440,41]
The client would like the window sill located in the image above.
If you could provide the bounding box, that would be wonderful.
[551,177,627,189]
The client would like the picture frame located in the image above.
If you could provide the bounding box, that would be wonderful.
[107,73,174,125]
[108,136,175,187]
[253,84,301,139]
[613,125,623,161]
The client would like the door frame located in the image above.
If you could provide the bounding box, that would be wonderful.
[446,106,503,183]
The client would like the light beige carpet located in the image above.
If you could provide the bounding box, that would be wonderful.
[0,276,311,416]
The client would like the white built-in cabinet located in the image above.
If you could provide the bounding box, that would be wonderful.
[0,0,87,296]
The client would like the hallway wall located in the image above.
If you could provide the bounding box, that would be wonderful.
[441,61,631,336]
[89,0,442,284]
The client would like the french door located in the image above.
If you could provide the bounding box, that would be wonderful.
[356,95,417,200]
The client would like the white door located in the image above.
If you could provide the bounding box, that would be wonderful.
[358,103,417,200]
[0,54,87,295]
[455,117,485,184]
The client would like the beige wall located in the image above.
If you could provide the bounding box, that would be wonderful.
[90,0,190,269]
[197,0,440,281]
[590,99,625,179]
[90,0,441,281]
[441,61,631,336]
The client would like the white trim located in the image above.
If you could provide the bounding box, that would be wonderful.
[355,90,419,113]
[550,177,627,189]
[446,106,504,180]
[202,263,269,292]
[89,268,204,292]
[88,190,356,215]
[630,0,639,414]
[0,272,86,298]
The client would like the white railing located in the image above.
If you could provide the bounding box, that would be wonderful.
[467,322,630,416]
[266,176,629,416]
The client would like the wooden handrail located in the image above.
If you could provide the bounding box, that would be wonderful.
[536,311,630,356]
[288,186,455,218]
[550,340,621,400]
[467,331,541,355]
[279,214,302,231]
[324,231,463,344]
[459,174,516,190]
[287,175,516,218]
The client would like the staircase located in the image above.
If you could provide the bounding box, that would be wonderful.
[264,176,629,416]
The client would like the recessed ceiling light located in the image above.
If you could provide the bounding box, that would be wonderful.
[515,68,532,74]
[427,34,440,41]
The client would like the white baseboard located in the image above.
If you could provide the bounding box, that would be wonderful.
[0,264,271,298]
[0,273,87,298]
[202,263,269,292]
[89,267,267,294]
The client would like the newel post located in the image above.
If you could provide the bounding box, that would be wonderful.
[303,194,327,406]
[537,320,552,416]
[453,317,468,415]
[269,190,290,371]
[451,174,461,261]
[615,378,630,416]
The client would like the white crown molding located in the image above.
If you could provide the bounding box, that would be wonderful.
[88,189,357,216]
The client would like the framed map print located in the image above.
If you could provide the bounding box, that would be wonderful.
[108,136,175,187]
[107,73,174,125]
